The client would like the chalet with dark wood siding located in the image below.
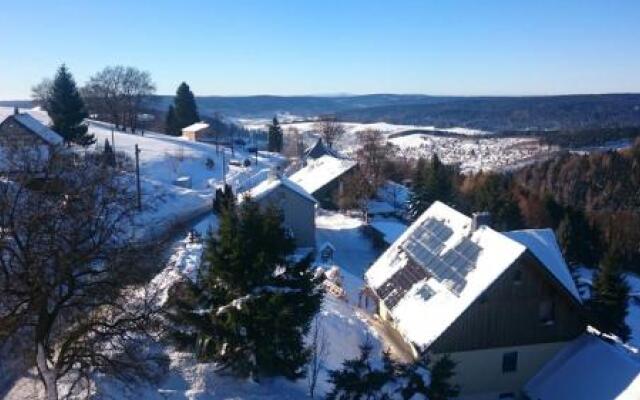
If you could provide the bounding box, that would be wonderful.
[289,155,357,209]
[365,201,584,399]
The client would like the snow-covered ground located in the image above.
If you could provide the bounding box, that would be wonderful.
[85,120,285,240]
[240,119,491,137]
[315,210,381,301]
[5,209,385,399]
[237,117,554,174]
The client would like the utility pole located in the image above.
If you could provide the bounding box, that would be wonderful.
[221,148,227,185]
[135,144,142,211]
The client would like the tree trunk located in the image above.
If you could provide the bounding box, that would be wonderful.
[36,342,58,400]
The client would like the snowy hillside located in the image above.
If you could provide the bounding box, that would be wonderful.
[237,117,553,173]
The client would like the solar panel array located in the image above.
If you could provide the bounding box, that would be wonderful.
[376,262,429,309]
[400,217,483,296]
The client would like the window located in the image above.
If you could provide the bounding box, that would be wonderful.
[539,300,555,325]
[502,351,518,373]
[513,269,522,285]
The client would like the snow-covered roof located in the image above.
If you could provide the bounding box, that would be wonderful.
[525,333,640,400]
[303,137,341,160]
[1,113,63,146]
[370,218,408,245]
[289,155,357,195]
[245,175,317,204]
[182,122,209,133]
[505,229,581,302]
[365,201,526,350]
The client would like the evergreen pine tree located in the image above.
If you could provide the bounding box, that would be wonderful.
[473,174,523,230]
[165,105,179,136]
[173,82,200,130]
[556,208,601,266]
[395,359,431,400]
[103,138,116,167]
[267,117,284,152]
[213,184,236,214]
[408,158,430,220]
[169,199,322,379]
[408,155,456,220]
[426,355,460,400]
[326,341,394,400]
[588,249,631,341]
[47,64,94,146]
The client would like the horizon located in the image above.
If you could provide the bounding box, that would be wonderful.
[2,0,640,100]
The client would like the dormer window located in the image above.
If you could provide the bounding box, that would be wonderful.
[539,300,555,325]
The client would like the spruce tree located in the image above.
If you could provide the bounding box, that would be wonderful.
[267,117,283,152]
[169,198,322,379]
[173,82,199,130]
[588,249,631,341]
[103,138,116,167]
[557,208,601,267]
[426,355,460,400]
[213,184,235,215]
[408,155,456,220]
[327,342,434,400]
[165,105,179,135]
[326,342,394,400]
[473,174,523,230]
[47,64,94,146]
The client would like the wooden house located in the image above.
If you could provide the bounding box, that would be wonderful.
[181,122,211,141]
[245,173,317,249]
[365,201,585,399]
[288,154,357,209]
[0,110,63,171]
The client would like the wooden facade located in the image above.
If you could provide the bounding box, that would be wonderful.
[430,252,584,354]
[0,116,50,148]
[314,164,358,209]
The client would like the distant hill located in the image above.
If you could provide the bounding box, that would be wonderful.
[335,94,640,133]
[7,93,640,133]
[0,100,33,109]
[153,94,455,119]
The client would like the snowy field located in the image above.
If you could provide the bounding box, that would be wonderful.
[0,107,288,240]
[237,117,553,174]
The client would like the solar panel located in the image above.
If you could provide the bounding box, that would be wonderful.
[376,261,429,309]
[399,218,484,297]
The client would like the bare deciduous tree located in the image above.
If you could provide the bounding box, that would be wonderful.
[315,116,345,149]
[356,129,391,192]
[0,151,164,400]
[82,65,156,132]
[307,315,328,399]
[30,78,53,108]
[282,127,305,159]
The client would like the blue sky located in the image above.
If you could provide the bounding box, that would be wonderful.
[1,0,639,99]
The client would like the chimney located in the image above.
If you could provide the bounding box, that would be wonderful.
[13,107,19,115]
[268,166,281,181]
[471,212,491,231]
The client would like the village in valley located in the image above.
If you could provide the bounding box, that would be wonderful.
[1,2,640,399]
[0,65,638,400]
